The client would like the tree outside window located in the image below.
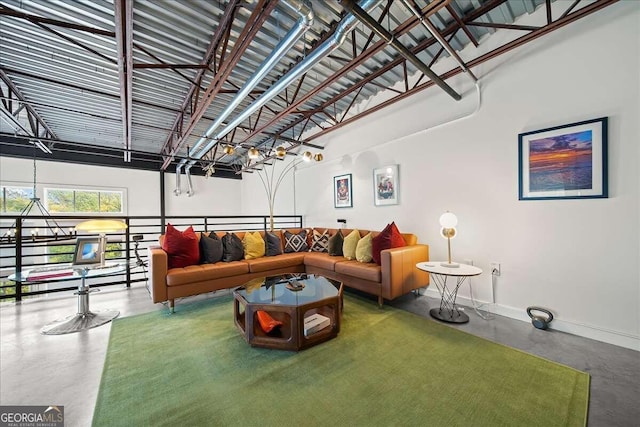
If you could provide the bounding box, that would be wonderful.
[1,186,34,213]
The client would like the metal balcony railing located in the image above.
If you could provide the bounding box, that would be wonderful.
[0,214,303,302]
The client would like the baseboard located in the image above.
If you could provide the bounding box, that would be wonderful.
[421,288,639,351]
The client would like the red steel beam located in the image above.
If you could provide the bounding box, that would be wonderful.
[303,0,618,142]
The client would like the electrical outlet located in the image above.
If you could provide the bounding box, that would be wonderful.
[491,262,501,276]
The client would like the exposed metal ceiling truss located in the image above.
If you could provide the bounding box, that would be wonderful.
[0,0,618,177]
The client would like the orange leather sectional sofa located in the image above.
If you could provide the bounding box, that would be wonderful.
[148,228,430,312]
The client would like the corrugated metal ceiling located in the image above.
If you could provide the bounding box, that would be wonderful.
[0,0,618,176]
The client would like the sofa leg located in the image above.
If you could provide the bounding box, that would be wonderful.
[168,299,175,314]
[378,295,383,308]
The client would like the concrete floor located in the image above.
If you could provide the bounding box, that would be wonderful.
[1,284,638,427]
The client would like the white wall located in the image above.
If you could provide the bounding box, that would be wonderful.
[0,157,159,215]
[0,158,243,218]
[164,172,242,217]
[293,2,639,350]
[240,157,297,217]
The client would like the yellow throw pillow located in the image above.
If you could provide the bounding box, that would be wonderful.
[355,232,373,263]
[342,229,361,260]
[243,232,266,260]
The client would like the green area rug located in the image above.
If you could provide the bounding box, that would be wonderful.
[93,295,589,426]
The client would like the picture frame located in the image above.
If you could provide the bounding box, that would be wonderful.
[373,164,399,206]
[333,173,353,208]
[518,117,608,200]
[73,237,102,265]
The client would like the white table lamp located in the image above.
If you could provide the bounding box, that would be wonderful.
[439,211,459,268]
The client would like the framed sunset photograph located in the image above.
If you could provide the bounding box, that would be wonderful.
[518,117,608,200]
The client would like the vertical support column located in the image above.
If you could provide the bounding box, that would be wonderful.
[14,219,23,302]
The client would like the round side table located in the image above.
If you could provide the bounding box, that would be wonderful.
[416,262,482,324]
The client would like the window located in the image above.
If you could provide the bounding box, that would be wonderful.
[1,186,34,213]
[45,188,124,214]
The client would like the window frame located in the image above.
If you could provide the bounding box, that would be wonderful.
[44,185,127,216]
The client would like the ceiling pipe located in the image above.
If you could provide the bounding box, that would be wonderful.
[185,0,385,170]
[339,0,461,101]
[185,164,194,197]
[173,163,183,196]
[179,0,314,169]
[400,0,477,82]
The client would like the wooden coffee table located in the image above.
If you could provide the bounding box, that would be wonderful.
[233,274,343,351]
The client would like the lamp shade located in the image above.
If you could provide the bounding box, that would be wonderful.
[275,146,287,157]
[223,145,235,155]
[439,212,458,228]
[302,151,312,162]
[76,220,127,233]
[313,153,324,162]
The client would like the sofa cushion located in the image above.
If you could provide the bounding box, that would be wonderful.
[335,260,381,282]
[162,224,200,269]
[284,229,309,253]
[342,229,361,260]
[222,232,244,262]
[166,261,249,286]
[372,222,407,265]
[355,232,374,263]
[304,252,346,270]
[310,229,329,252]
[243,231,266,260]
[246,252,306,273]
[328,230,344,256]
[199,232,223,264]
[264,231,283,256]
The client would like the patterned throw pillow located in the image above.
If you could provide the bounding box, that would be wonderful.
[221,232,244,262]
[342,229,361,260]
[283,230,309,253]
[328,230,344,256]
[199,232,223,264]
[243,231,266,260]
[161,224,200,268]
[355,232,374,263]
[264,231,283,256]
[310,229,329,252]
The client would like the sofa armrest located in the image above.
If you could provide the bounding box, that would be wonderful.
[380,244,430,300]
[148,245,169,303]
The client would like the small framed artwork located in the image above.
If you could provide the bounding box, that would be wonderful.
[373,164,399,206]
[73,237,102,265]
[518,117,608,200]
[333,173,353,208]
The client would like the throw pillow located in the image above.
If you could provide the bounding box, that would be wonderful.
[161,224,200,269]
[328,230,344,256]
[199,232,223,264]
[221,232,244,262]
[283,229,309,253]
[342,229,361,260]
[355,232,374,263]
[243,231,266,260]
[310,229,329,252]
[264,231,283,256]
[372,222,407,265]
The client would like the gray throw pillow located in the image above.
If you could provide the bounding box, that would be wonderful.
[328,230,344,256]
[221,232,244,262]
[199,232,223,264]
[264,232,283,256]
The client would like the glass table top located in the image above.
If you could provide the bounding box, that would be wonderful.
[236,274,340,306]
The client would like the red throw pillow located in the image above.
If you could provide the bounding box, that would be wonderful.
[162,224,200,268]
[372,222,407,265]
